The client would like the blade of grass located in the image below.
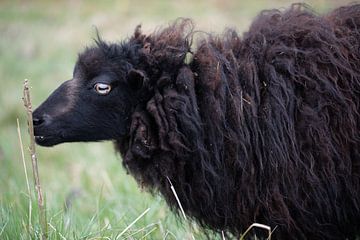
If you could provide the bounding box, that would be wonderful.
[115,207,150,239]
[48,222,67,240]
[80,212,99,238]
[139,226,157,240]
[121,222,157,239]
[22,79,47,239]
[163,230,177,240]
[0,220,8,237]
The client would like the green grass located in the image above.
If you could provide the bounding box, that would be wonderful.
[0,0,354,239]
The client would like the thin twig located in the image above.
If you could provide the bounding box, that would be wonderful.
[22,79,47,239]
[16,118,32,233]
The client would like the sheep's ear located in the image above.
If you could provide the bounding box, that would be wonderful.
[128,69,145,90]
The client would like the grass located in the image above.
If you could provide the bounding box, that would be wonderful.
[0,0,354,239]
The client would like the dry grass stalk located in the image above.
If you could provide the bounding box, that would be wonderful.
[22,79,47,239]
[166,177,187,221]
[166,176,195,240]
[16,118,32,234]
[240,223,272,240]
[221,230,226,240]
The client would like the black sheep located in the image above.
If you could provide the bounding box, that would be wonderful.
[33,4,360,239]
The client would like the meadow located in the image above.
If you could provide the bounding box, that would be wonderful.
[0,0,354,239]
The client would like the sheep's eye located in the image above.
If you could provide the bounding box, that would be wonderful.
[94,83,111,95]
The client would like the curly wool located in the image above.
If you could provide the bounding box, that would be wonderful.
[114,4,360,239]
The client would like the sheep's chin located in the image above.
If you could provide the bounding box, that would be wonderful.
[34,135,64,147]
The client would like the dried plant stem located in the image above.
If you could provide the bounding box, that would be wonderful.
[166,176,195,240]
[221,231,226,240]
[22,79,47,239]
[16,118,32,234]
[240,223,272,240]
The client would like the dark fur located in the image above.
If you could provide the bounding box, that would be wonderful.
[33,4,360,239]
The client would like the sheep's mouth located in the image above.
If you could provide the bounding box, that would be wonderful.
[34,134,63,147]
[35,135,45,142]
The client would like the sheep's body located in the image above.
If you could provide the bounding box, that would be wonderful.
[117,4,360,239]
[33,4,360,239]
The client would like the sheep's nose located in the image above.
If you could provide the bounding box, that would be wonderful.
[33,113,51,127]
[33,117,45,126]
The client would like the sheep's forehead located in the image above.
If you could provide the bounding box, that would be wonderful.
[75,46,130,85]
[78,47,105,66]
[76,48,108,79]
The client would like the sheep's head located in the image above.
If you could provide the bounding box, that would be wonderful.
[33,42,149,147]
[33,20,192,147]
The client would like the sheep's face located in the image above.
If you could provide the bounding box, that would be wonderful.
[33,46,146,147]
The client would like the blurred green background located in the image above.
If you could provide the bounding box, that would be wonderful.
[0,0,355,239]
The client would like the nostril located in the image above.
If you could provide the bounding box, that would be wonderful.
[33,117,44,126]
